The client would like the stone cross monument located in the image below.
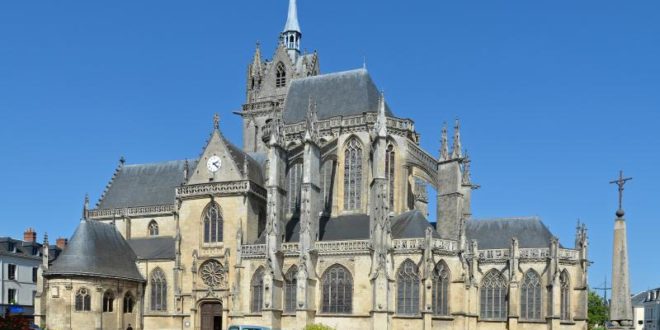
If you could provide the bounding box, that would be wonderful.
[608,170,633,329]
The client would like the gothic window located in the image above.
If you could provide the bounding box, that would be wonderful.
[396,259,420,315]
[432,261,450,316]
[560,270,570,321]
[321,264,353,314]
[150,268,167,311]
[286,162,303,214]
[343,138,363,211]
[385,144,395,210]
[203,202,223,243]
[521,270,542,320]
[200,260,226,288]
[284,266,298,313]
[103,290,114,312]
[75,287,91,312]
[276,62,286,88]
[123,292,134,314]
[480,270,507,320]
[320,159,336,213]
[148,220,159,236]
[251,267,265,313]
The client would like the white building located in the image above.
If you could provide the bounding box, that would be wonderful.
[633,291,647,330]
[644,289,660,330]
[0,229,61,318]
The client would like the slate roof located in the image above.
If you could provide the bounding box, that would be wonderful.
[283,68,393,124]
[97,160,197,210]
[283,210,437,243]
[46,220,144,282]
[0,237,42,260]
[221,134,265,185]
[466,217,556,249]
[127,237,175,260]
[632,291,647,307]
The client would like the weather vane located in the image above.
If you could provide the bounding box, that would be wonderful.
[609,170,632,216]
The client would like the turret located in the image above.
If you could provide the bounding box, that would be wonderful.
[281,0,302,61]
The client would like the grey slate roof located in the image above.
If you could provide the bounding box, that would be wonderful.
[283,210,437,243]
[632,291,647,307]
[46,220,144,282]
[0,237,42,260]
[221,135,265,186]
[127,237,175,260]
[466,217,556,249]
[97,159,197,210]
[283,68,393,124]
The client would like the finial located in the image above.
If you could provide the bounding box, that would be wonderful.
[610,170,632,218]
[440,122,449,161]
[119,156,126,165]
[304,96,318,143]
[462,150,472,185]
[183,159,189,180]
[243,154,249,179]
[83,193,89,220]
[451,118,462,159]
[374,91,387,138]
[363,56,367,70]
[213,113,220,130]
[43,232,49,245]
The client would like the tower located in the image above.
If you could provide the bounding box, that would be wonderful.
[609,171,634,329]
[281,0,302,61]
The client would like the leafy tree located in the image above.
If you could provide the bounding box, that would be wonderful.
[303,324,335,330]
[588,290,609,330]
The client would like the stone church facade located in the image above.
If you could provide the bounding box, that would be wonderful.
[35,1,590,329]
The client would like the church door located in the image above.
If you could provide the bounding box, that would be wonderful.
[200,302,222,330]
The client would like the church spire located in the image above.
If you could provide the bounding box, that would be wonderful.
[282,0,302,59]
[440,122,449,161]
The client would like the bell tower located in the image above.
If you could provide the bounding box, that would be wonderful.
[281,0,302,61]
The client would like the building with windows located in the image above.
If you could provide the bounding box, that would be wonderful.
[1,229,60,319]
[36,1,590,329]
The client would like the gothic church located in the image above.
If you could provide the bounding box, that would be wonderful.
[35,1,590,329]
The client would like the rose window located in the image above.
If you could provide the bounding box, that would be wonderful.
[200,260,225,288]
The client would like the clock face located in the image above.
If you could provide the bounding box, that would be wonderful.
[207,156,221,172]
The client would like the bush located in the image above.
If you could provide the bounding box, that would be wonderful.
[303,324,335,330]
[0,314,31,330]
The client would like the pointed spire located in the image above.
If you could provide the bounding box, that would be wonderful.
[269,112,284,147]
[440,122,449,161]
[82,194,89,221]
[304,96,318,143]
[250,41,263,75]
[451,119,462,159]
[183,159,190,181]
[374,92,388,138]
[283,0,301,33]
[462,151,472,185]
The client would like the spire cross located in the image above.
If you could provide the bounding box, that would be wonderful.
[609,170,632,212]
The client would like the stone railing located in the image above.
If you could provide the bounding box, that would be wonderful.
[392,238,457,253]
[281,242,300,255]
[316,240,371,255]
[241,244,266,258]
[558,248,580,262]
[519,248,550,260]
[478,249,510,262]
[176,180,266,200]
[88,204,175,220]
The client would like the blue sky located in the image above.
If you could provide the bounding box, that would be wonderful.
[1,1,658,294]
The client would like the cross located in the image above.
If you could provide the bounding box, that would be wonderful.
[213,113,220,130]
[609,170,632,211]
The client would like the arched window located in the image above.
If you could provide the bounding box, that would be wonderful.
[150,268,167,311]
[148,220,159,237]
[480,270,507,320]
[284,266,298,313]
[251,267,265,313]
[320,159,336,213]
[286,162,303,214]
[276,62,286,88]
[203,202,223,243]
[123,292,134,314]
[396,259,420,315]
[560,270,570,321]
[103,290,114,312]
[432,261,450,316]
[75,287,91,312]
[385,144,395,210]
[343,138,363,211]
[321,264,353,314]
[521,270,542,320]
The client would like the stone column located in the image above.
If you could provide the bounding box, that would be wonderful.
[610,210,634,329]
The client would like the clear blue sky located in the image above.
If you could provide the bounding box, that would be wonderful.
[1,1,658,294]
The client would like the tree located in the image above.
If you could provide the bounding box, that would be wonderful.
[588,290,609,330]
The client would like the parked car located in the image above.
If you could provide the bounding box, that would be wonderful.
[228,325,272,330]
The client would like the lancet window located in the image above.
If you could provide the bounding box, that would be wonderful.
[343,138,363,211]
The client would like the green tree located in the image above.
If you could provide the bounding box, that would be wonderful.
[303,324,335,330]
[588,290,609,330]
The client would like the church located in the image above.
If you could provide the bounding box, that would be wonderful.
[34,1,590,329]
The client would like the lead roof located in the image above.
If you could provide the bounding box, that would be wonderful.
[465,217,557,249]
[283,68,393,124]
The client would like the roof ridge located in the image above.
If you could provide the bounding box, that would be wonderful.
[292,68,366,82]
[470,216,541,222]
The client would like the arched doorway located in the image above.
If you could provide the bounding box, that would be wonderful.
[200,302,222,330]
